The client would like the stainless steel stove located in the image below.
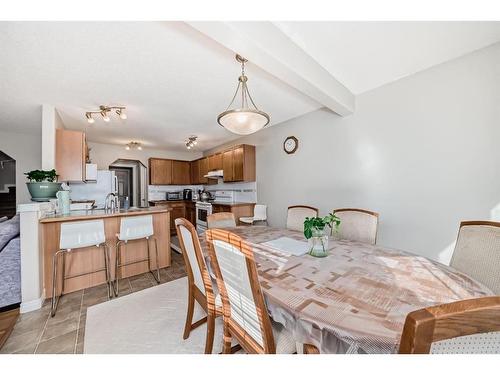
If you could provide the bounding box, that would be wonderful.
[195,190,234,232]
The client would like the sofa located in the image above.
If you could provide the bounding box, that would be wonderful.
[0,215,21,311]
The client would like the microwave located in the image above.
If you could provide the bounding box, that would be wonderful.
[166,191,183,201]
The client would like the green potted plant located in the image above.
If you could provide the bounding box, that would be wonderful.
[304,213,341,257]
[25,169,62,201]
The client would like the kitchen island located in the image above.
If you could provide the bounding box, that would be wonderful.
[39,207,171,297]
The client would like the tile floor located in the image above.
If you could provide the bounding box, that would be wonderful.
[0,251,186,354]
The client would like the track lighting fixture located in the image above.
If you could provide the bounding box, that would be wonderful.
[125,141,142,151]
[85,105,127,124]
[185,136,198,150]
[85,113,95,124]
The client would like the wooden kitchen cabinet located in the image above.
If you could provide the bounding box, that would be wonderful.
[222,145,256,182]
[190,159,200,184]
[169,203,186,234]
[185,202,196,225]
[172,160,190,185]
[208,153,222,171]
[56,129,87,182]
[198,157,208,184]
[149,158,172,185]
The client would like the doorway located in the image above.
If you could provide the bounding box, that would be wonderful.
[0,151,16,218]
[109,166,133,207]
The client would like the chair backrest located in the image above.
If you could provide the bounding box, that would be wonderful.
[207,212,236,229]
[286,205,318,232]
[399,297,500,354]
[175,218,214,302]
[118,214,154,241]
[253,204,267,221]
[450,221,500,295]
[59,219,106,249]
[206,228,276,353]
[333,208,379,245]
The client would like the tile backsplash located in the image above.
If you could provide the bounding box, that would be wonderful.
[148,180,257,203]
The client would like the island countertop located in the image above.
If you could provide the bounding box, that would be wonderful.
[39,206,171,223]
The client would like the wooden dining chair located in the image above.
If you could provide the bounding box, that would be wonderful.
[175,218,222,354]
[207,212,236,229]
[205,228,297,354]
[333,208,379,245]
[450,221,500,295]
[286,205,319,232]
[399,296,500,354]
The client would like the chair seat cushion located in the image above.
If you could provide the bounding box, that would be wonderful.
[239,217,254,224]
[272,321,296,354]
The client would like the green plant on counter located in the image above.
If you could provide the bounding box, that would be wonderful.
[24,169,58,182]
[303,213,341,239]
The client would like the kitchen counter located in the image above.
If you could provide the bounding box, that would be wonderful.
[39,206,170,223]
[39,206,171,297]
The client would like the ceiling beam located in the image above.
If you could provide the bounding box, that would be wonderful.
[186,21,355,116]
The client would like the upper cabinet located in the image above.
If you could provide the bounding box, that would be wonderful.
[149,158,190,185]
[190,159,200,184]
[172,160,190,185]
[149,158,173,185]
[207,153,223,171]
[222,145,256,183]
[148,144,255,186]
[56,129,87,182]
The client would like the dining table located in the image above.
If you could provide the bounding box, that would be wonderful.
[198,226,493,354]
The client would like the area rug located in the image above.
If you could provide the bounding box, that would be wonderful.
[84,277,224,354]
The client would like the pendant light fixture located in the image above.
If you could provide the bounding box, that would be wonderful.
[217,54,270,135]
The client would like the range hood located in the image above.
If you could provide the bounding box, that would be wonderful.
[204,170,223,179]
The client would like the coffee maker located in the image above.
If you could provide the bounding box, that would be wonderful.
[183,189,193,201]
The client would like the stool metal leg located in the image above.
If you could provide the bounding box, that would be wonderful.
[102,243,112,299]
[113,240,123,297]
[51,249,66,317]
[148,237,160,283]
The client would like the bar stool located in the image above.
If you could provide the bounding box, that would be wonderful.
[51,219,112,317]
[114,215,160,296]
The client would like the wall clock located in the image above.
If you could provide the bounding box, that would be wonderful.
[283,136,299,154]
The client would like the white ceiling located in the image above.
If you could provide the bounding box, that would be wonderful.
[1,21,500,151]
[0,22,320,151]
[275,21,500,94]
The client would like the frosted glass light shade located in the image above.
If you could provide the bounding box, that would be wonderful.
[217,109,270,135]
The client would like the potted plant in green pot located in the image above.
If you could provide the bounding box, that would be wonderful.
[304,213,341,257]
[25,169,62,201]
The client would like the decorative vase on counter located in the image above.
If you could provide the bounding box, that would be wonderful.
[26,182,62,201]
[308,227,330,258]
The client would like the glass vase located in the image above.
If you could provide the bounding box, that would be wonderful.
[308,228,329,257]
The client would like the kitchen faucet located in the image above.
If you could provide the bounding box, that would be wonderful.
[104,192,119,211]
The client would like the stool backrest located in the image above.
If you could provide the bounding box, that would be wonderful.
[60,219,106,249]
[119,215,154,241]
[253,205,267,221]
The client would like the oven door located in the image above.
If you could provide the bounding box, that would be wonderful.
[196,205,211,227]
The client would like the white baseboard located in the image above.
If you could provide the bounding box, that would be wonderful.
[20,297,44,313]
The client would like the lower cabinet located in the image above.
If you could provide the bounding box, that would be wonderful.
[149,201,196,234]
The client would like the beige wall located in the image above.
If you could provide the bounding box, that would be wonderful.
[87,141,203,170]
[0,130,42,205]
[206,42,500,264]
